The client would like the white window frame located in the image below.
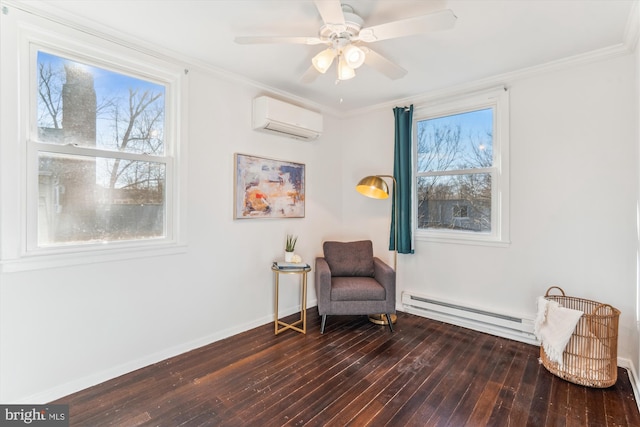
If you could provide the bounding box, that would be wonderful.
[413,87,510,247]
[0,9,188,272]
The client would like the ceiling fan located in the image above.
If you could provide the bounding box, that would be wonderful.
[234,0,457,83]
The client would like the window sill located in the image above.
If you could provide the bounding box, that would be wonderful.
[0,242,188,273]
[416,231,510,248]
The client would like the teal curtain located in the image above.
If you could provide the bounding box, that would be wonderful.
[391,105,414,254]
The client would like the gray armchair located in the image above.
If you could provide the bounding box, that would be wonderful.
[315,240,396,333]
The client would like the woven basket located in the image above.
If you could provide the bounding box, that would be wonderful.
[540,286,620,388]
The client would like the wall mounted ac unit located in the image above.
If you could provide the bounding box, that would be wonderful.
[252,96,323,140]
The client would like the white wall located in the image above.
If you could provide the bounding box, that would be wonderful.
[344,53,640,377]
[635,25,640,388]
[0,7,345,403]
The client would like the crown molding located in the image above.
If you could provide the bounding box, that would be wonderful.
[3,0,637,120]
[346,40,636,118]
[346,1,640,118]
[0,0,328,115]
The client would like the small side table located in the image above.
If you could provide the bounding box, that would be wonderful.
[272,263,311,335]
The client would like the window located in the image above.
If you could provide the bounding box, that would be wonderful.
[414,88,509,245]
[4,30,188,272]
[34,51,168,248]
[0,11,184,271]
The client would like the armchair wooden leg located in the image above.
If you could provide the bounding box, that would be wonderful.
[321,315,327,334]
[385,314,394,332]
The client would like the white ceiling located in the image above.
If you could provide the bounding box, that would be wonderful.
[17,0,638,112]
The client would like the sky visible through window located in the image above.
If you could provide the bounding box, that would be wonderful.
[427,108,492,134]
[417,107,493,172]
[37,51,162,99]
[37,50,165,148]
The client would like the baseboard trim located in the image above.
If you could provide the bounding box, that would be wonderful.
[618,357,640,412]
[13,301,635,414]
[403,301,640,413]
[11,301,318,404]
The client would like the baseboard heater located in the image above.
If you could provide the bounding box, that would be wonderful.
[401,291,539,345]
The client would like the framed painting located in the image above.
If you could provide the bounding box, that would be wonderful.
[234,153,305,219]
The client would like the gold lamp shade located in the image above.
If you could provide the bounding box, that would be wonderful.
[356,175,390,200]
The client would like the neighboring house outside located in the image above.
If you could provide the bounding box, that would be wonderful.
[418,198,490,232]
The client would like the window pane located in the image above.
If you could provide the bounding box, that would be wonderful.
[38,153,165,245]
[417,174,491,232]
[416,108,493,173]
[36,51,165,155]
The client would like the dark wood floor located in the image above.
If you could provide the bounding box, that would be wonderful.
[54,310,640,426]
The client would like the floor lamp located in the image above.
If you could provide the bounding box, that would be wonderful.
[356,174,398,325]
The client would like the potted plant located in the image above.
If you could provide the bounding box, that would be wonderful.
[285,234,297,262]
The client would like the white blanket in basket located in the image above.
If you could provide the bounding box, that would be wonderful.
[534,296,583,366]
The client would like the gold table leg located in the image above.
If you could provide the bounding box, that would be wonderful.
[273,268,309,335]
[301,272,307,333]
[274,271,279,334]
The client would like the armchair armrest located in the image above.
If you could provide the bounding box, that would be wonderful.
[373,257,396,296]
[315,257,332,313]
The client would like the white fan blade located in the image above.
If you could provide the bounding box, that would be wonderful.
[358,9,457,43]
[235,36,326,45]
[300,65,320,84]
[362,47,407,80]
[314,0,345,26]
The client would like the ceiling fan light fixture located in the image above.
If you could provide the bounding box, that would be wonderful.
[337,55,356,80]
[312,48,336,74]
[342,44,365,69]
[237,2,459,85]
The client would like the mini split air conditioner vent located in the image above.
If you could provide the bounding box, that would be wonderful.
[252,96,323,140]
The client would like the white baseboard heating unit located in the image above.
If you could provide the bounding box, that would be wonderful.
[401,291,539,345]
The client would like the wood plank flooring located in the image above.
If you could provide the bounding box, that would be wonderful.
[54,310,640,426]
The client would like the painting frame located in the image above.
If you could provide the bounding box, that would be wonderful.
[234,153,305,219]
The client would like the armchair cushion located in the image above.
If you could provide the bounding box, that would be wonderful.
[323,240,375,277]
[331,277,386,301]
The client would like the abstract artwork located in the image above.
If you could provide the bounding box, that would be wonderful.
[234,153,305,219]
